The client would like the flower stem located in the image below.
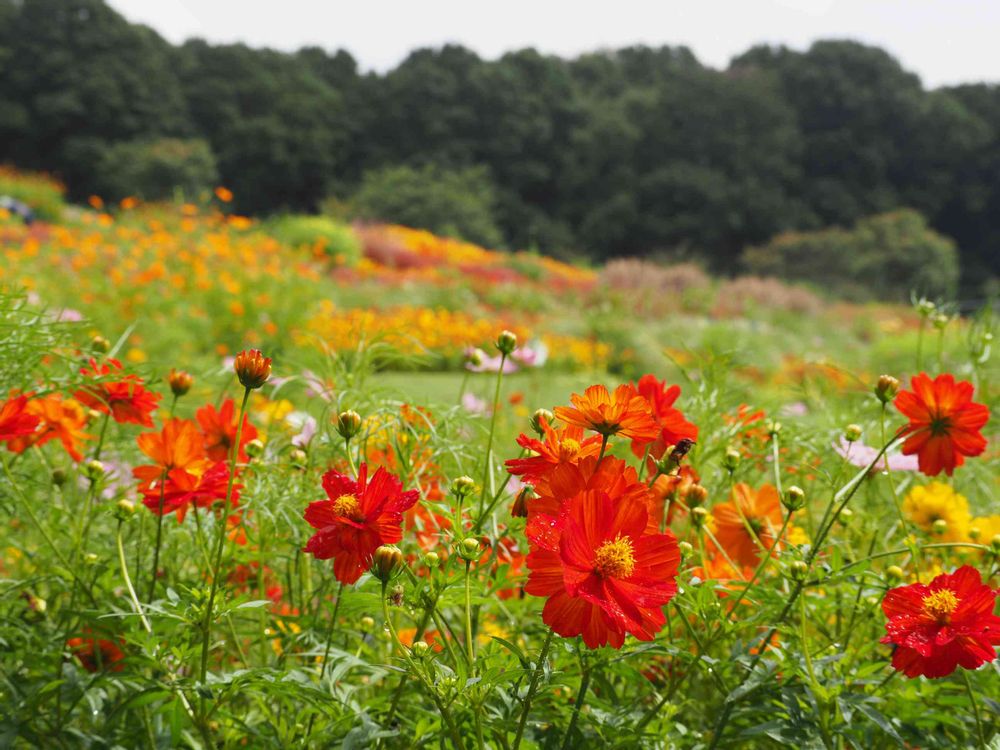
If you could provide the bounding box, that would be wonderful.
[199,387,250,687]
[511,629,554,750]
[478,353,507,515]
[117,520,152,634]
[464,560,476,667]
[560,653,591,750]
[319,581,345,681]
[962,670,987,750]
[146,472,167,602]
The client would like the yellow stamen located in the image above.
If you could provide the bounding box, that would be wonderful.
[594,535,636,579]
[922,589,959,621]
[332,494,361,519]
[559,438,581,460]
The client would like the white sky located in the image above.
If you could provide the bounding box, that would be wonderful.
[106,0,1000,89]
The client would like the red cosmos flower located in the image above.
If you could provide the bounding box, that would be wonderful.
[0,394,40,443]
[881,565,1000,678]
[303,463,420,584]
[524,484,680,649]
[75,358,161,427]
[505,418,603,496]
[196,399,258,462]
[139,461,240,522]
[66,636,125,672]
[630,375,698,461]
[554,384,659,442]
[894,373,989,477]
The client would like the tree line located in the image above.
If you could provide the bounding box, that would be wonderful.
[1,0,999,294]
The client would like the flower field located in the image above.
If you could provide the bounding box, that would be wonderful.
[0,171,998,748]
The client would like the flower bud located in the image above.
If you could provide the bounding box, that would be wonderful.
[82,460,105,481]
[691,506,709,529]
[458,537,482,561]
[766,420,782,437]
[530,408,554,435]
[886,565,905,582]
[875,375,899,404]
[371,545,404,583]
[411,640,431,658]
[91,335,111,353]
[84,552,98,565]
[990,534,1000,556]
[782,485,806,512]
[968,526,981,541]
[844,424,862,443]
[723,448,741,473]
[930,312,950,330]
[788,561,809,581]
[686,483,709,506]
[168,369,193,397]
[451,476,476,498]
[915,298,936,318]
[836,507,853,526]
[423,552,440,569]
[496,330,518,356]
[51,468,67,486]
[335,410,362,441]
[931,518,947,536]
[233,349,272,390]
[466,348,485,368]
[289,448,307,468]
[678,541,693,557]
[244,439,264,458]
[116,499,136,519]
[511,487,534,518]
[360,616,375,632]
[388,584,405,607]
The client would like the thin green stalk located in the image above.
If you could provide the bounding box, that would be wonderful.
[146,472,167,602]
[723,511,793,619]
[511,629,554,750]
[962,670,987,750]
[464,560,476,666]
[319,582,346,681]
[799,594,833,749]
[478,352,507,514]
[380,581,466,750]
[117,520,152,634]
[199,387,250,686]
[560,653,591,750]
[880,404,907,531]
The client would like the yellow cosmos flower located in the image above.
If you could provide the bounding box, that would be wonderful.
[903,482,971,542]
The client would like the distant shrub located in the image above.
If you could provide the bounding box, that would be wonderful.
[712,276,823,317]
[267,215,361,266]
[95,138,219,203]
[349,164,504,249]
[0,166,65,222]
[743,209,959,302]
[600,259,712,316]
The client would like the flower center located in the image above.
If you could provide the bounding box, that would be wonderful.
[594,535,636,579]
[922,589,959,621]
[332,494,361,519]
[929,415,952,436]
[559,438,581,460]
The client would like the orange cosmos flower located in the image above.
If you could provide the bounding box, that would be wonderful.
[709,483,783,569]
[881,565,1000,678]
[553,384,658,441]
[524,479,680,649]
[303,463,420,584]
[233,349,271,390]
[0,394,40,444]
[133,418,208,486]
[196,399,258,462]
[75,358,161,427]
[894,373,989,477]
[214,186,234,203]
[649,464,700,527]
[505,418,603,495]
[7,394,91,461]
[630,374,698,461]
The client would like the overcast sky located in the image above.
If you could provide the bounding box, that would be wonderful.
[106,0,999,89]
